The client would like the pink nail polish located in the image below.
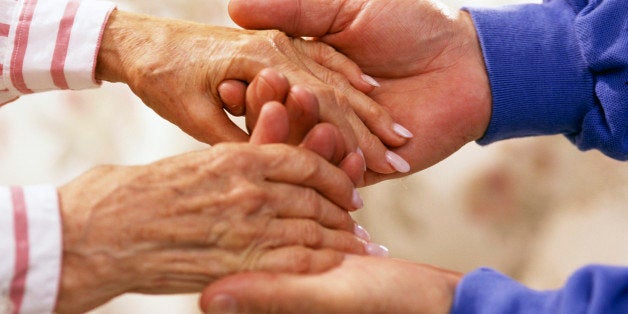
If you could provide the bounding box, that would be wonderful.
[361,74,381,87]
[366,243,391,257]
[352,189,364,209]
[356,148,367,171]
[392,123,414,138]
[385,151,411,173]
[354,224,371,241]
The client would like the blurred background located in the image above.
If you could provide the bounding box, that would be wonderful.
[1,0,626,313]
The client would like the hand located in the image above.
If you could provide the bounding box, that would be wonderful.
[96,9,412,175]
[229,0,493,184]
[246,68,367,186]
[200,255,462,313]
[54,70,369,313]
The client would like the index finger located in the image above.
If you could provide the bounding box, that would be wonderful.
[248,143,359,210]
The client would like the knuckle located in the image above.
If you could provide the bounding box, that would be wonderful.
[360,132,386,155]
[336,211,355,232]
[302,188,323,220]
[264,29,290,44]
[288,249,315,273]
[301,220,324,248]
[322,71,351,88]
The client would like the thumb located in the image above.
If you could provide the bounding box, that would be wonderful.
[228,0,350,37]
[200,272,316,314]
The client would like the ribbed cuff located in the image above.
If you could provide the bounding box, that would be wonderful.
[465,2,594,145]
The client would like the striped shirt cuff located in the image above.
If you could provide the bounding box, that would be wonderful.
[0,186,61,314]
[0,0,115,98]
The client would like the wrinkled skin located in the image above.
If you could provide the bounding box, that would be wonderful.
[228,0,493,184]
[201,255,463,314]
[96,9,411,174]
[55,69,368,314]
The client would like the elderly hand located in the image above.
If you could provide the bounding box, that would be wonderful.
[54,69,372,313]
[229,0,493,184]
[200,255,462,313]
[96,9,412,175]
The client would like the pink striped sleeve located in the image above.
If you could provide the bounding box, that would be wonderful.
[0,186,61,314]
[0,0,115,101]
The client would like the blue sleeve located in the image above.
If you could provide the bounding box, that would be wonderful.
[451,265,628,313]
[465,0,627,160]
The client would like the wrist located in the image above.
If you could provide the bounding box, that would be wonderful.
[455,11,492,141]
[96,10,150,84]
[55,167,132,313]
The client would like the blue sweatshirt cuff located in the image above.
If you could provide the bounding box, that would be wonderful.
[451,268,554,314]
[452,266,628,314]
[465,3,595,145]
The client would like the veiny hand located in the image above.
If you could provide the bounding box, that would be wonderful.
[96,9,412,175]
[229,0,493,184]
[246,68,367,186]
[200,255,462,313]
[54,70,371,313]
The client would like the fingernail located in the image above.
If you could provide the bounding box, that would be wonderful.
[356,148,367,171]
[207,294,238,314]
[366,243,391,258]
[354,224,371,241]
[392,123,414,138]
[385,151,411,173]
[361,74,381,87]
[352,189,364,209]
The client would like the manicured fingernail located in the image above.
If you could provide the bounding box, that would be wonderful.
[361,74,381,87]
[392,123,413,138]
[207,294,237,314]
[366,243,390,257]
[356,148,367,171]
[385,151,411,173]
[354,224,371,241]
[352,189,364,209]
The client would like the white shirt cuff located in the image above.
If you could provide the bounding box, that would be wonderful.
[0,186,61,314]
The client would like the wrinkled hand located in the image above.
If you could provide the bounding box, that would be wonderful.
[96,9,411,174]
[201,255,462,313]
[54,70,370,313]
[229,0,493,184]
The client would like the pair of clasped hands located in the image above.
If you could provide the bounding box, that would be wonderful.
[60,0,492,313]
[199,0,489,310]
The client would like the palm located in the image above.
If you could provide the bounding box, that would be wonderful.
[363,75,466,181]
[201,255,461,313]
[316,1,490,182]
[319,0,458,77]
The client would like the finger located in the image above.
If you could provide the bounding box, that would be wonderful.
[300,122,346,165]
[293,39,377,94]
[179,94,249,144]
[252,247,347,275]
[268,183,356,231]
[228,0,346,37]
[339,152,366,187]
[218,80,247,116]
[200,272,311,314]
[294,42,412,148]
[261,219,366,255]
[245,68,290,134]
[285,85,320,145]
[200,268,347,314]
[249,101,290,144]
[255,144,359,210]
